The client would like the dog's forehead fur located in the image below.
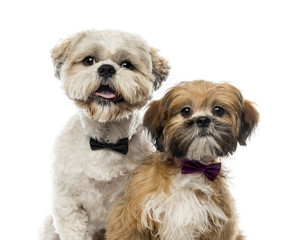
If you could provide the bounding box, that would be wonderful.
[164,80,244,117]
[68,30,152,70]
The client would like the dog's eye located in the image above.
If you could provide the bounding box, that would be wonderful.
[83,56,96,66]
[121,61,134,70]
[213,106,225,117]
[181,107,193,118]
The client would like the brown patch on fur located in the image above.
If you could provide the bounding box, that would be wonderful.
[51,37,73,66]
[150,48,170,90]
[106,153,177,240]
[143,100,165,151]
[74,99,135,122]
[92,229,106,240]
[238,100,259,145]
[51,34,82,79]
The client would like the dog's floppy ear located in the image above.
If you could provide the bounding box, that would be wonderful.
[51,37,74,79]
[238,100,259,145]
[150,48,170,90]
[143,99,165,151]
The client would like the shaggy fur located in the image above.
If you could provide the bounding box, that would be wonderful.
[106,80,259,240]
[40,29,169,240]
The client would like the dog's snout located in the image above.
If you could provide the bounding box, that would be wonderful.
[196,117,211,128]
[98,64,116,78]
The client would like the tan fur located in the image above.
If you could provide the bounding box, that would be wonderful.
[107,80,259,240]
[107,153,176,240]
[107,154,243,240]
[150,48,170,90]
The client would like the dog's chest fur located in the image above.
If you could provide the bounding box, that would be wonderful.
[142,173,229,240]
[78,175,127,231]
[53,114,152,231]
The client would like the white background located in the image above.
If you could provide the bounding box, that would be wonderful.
[0,0,300,239]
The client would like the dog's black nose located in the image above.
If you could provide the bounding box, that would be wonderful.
[196,117,211,128]
[98,64,116,78]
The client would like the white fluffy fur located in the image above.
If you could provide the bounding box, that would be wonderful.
[141,173,228,240]
[40,29,169,240]
[41,112,153,240]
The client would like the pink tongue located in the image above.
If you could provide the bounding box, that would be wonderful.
[94,91,116,99]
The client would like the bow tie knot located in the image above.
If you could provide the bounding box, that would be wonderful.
[181,159,221,181]
[89,137,129,155]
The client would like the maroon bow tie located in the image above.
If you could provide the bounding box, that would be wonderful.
[181,159,221,181]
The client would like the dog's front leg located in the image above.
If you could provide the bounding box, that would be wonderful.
[53,201,92,240]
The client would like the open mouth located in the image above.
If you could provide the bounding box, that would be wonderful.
[93,85,122,103]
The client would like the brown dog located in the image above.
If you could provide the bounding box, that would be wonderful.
[106,80,259,240]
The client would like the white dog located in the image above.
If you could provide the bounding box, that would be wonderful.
[40,29,169,240]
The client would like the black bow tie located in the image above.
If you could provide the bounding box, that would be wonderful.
[89,137,129,155]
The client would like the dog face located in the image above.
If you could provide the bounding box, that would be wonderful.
[144,80,259,163]
[51,30,169,122]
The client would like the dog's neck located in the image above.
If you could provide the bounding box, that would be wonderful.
[78,110,141,143]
